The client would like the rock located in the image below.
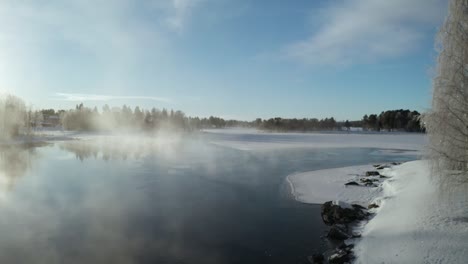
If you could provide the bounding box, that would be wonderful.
[365,171,380,176]
[360,178,378,186]
[391,162,401,165]
[372,164,381,168]
[351,204,366,210]
[351,232,361,238]
[368,203,380,209]
[376,165,390,170]
[338,242,354,252]
[360,178,377,183]
[345,181,360,186]
[328,249,351,264]
[328,224,350,240]
[307,253,324,264]
[361,178,379,183]
[321,201,368,225]
[379,175,389,178]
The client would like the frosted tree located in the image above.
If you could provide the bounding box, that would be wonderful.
[424,0,468,181]
[0,95,27,139]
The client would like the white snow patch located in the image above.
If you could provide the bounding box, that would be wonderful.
[287,165,384,205]
[333,200,353,209]
[355,160,468,263]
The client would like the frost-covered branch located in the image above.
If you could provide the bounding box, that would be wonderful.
[424,0,468,181]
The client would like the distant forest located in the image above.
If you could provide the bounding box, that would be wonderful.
[49,104,425,133]
[0,94,424,139]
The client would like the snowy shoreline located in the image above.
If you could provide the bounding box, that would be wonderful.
[288,161,468,263]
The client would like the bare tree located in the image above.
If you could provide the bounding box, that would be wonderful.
[424,0,468,182]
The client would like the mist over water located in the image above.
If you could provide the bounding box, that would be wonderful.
[0,132,420,264]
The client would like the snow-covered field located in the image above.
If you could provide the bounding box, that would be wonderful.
[355,161,468,263]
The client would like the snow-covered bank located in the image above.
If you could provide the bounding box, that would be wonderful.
[287,165,383,205]
[354,160,468,263]
[289,159,468,263]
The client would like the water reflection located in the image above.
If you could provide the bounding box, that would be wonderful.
[59,136,190,162]
[0,144,41,189]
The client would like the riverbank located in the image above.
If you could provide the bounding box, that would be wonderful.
[289,161,468,263]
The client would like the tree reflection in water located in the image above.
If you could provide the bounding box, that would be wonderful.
[0,143,42,189]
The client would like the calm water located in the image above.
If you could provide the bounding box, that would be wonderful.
[0,135,417,264]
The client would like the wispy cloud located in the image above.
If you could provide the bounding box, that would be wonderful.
[166,0,207,32]
[0,0,208,100]
[285,0,446,65]
[54,93,172,103]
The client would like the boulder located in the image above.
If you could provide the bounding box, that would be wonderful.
[376,165,390,170]
[344,181,360,186]
[368,203,380,209]
[365,171,380,176]
[351,204,366,210]
[328,249,351,264]
[328,224,350,240]
[360,178,378,182]
[337,242,354,251]
[321,201,368,225]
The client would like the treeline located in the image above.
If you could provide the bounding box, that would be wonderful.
[59,103,238,132]
[362,109,423,132]
[0,93,425,139]
[256,117,337,131]
[34,105,427,133]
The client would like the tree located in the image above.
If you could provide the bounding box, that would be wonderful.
[424,0,468,180]
[0,95,27,138]
[344,120,351,130]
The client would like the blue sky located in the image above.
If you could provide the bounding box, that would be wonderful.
[0,0,447,120]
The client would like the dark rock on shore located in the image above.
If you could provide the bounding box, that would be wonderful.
[321,201,368,225]
[365,171,380,176]
[360,178,378,186]
[368,203,380,209]
[360,178,378,183]
[328,248,353,264]
[345,181,360,186]
[351,204,366,210]
[376,165,390,170]
[327,242,355,264]
[328,224,350,240]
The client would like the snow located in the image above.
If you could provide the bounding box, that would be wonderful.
[287,165,384,205]
[290,158,468,263]
[205,129,426,152]
[332,200,354,209]
[354,160,468,263]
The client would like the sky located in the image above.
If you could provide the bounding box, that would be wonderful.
[0,0,448,121]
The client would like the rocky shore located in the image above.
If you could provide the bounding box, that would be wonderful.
[308,163,400,264]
